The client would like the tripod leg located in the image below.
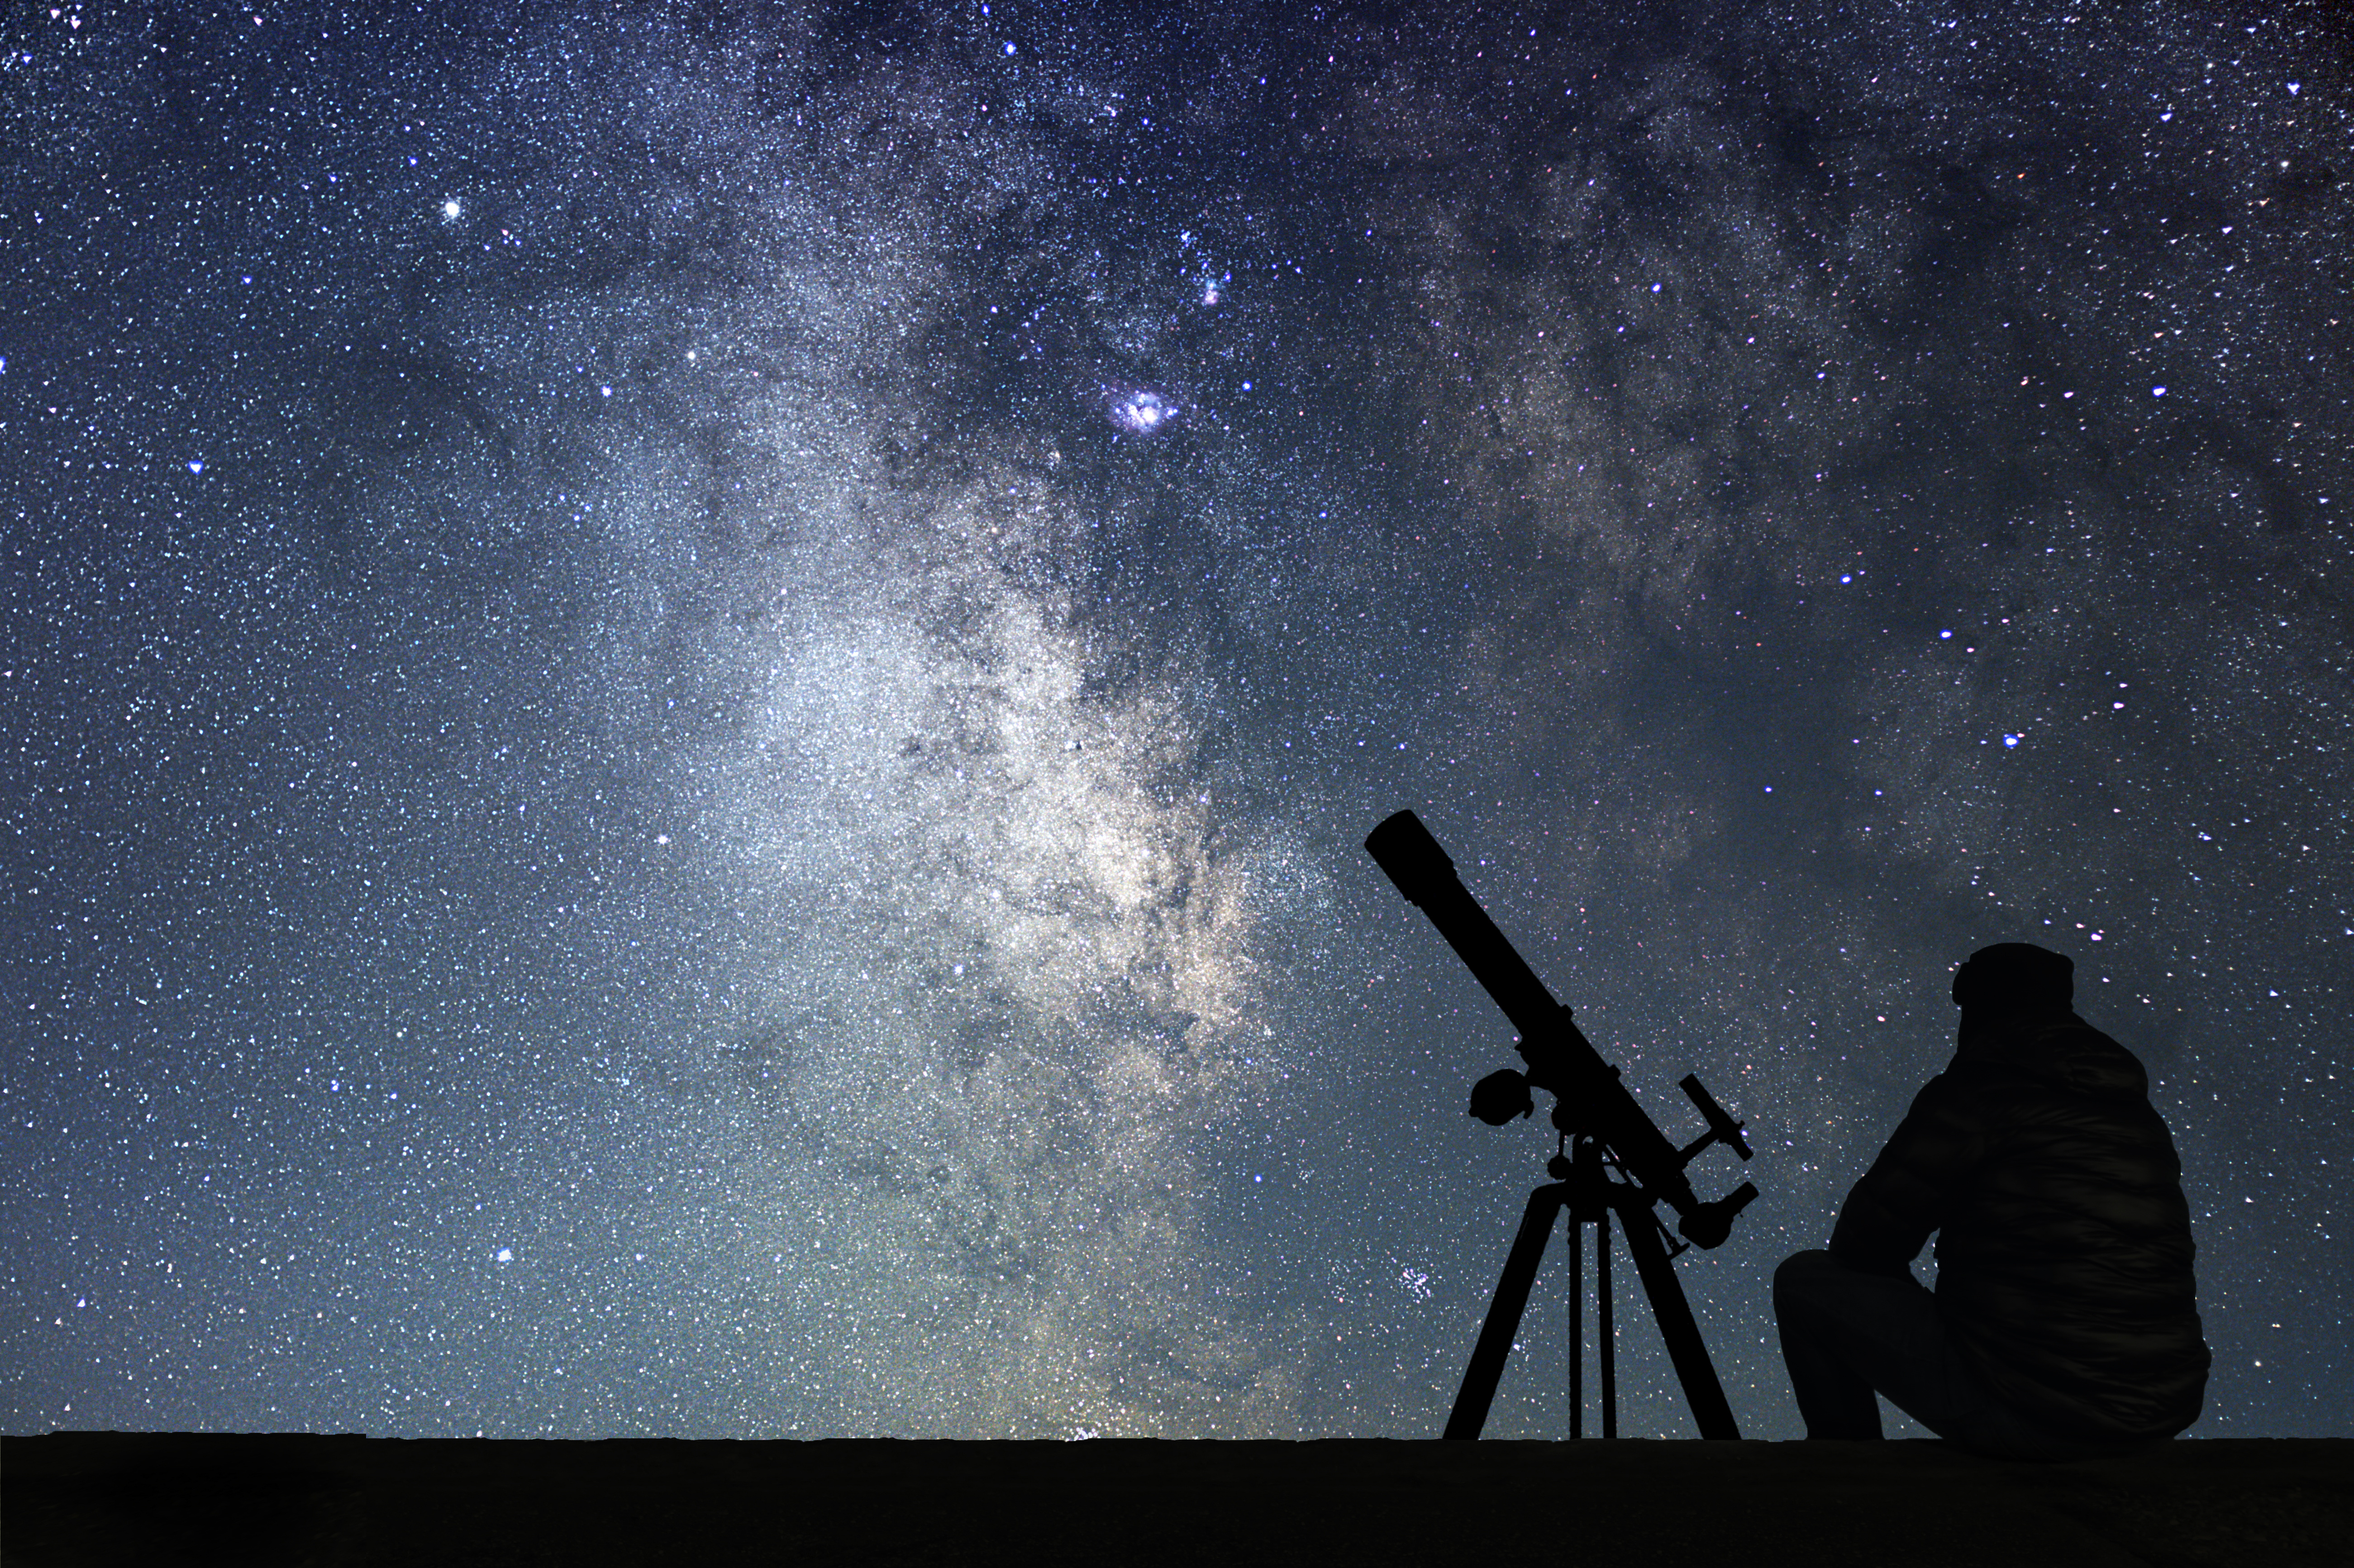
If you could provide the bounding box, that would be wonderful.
[1616,1206,1742,1439]
[1567,1214,1582,1439]
[1445,1183,1568,1440]
[1598,1210,1616,1439]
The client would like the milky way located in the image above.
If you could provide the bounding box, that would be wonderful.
[2,2,2347,1439]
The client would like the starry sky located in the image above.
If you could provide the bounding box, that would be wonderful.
[2,1,2347,1441]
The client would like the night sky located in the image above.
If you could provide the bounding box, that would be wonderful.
[3,1,2347,1441]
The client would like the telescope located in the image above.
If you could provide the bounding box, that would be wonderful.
[1363,809,1758,1439]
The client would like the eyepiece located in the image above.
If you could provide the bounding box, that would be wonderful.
[1364,810,1457,909]
[1675,1182,1759,1250]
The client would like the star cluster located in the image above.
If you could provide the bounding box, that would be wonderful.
[0,1,2346,1439]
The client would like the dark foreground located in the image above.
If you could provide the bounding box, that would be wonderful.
[5,1432,2349,1567]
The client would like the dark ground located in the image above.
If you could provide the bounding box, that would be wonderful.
[4,1433,2349,1567]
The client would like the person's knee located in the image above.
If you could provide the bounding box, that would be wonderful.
[1773,1248,1839,1307]
[1774,1249,1874,1331]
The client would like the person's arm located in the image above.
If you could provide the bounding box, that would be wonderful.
[1828,1069,1991,1277]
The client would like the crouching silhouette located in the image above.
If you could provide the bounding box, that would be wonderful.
[1775,942,2210,1459]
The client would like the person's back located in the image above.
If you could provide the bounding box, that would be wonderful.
[1775,943,2210,1457]
[1832,1004,2208,1443]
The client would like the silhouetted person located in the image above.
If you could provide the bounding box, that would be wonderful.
[1774,942,2210,1458]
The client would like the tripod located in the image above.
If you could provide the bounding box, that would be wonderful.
[1446,1133,1741,1440]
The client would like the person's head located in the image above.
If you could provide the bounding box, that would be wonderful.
[1951,942,2074,1019]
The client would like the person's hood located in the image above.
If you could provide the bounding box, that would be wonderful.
[1954,1008,2150,1098]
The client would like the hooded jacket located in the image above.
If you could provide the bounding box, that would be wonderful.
[1829,1008,2211,1441]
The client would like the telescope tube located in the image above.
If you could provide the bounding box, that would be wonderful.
[1364,810,1704,1222]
